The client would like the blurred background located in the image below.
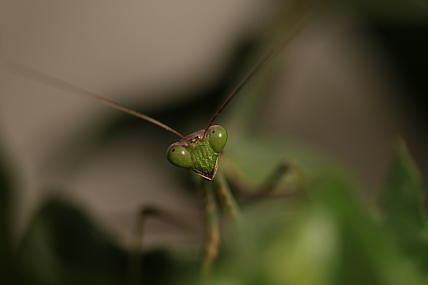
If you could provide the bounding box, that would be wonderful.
[2,0,428,251]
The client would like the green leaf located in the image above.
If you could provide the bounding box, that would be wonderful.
[213,171,427,285]
[0,142,35,285]
[312,175,426,285]
[380,140,428,267]
[18,197,129,285]
[17,196,197,285]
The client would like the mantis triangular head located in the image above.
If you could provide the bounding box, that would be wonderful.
[166,125,227,180]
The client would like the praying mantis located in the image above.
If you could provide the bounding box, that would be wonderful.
[5,3,329,284]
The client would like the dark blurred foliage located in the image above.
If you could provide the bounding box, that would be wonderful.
[369,17,428,128]
[0,144,31,285]
[4,135,428,284]
[212,141,428,285]
[0,150,197,285]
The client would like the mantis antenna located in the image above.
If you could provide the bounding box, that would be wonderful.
[6,5,318,141]
[203,5,319,137]
[4,61,186,140]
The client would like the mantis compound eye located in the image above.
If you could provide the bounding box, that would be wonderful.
[207,125,227,153]
[166,144,192,168]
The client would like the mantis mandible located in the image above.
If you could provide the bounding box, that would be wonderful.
[5,5,319,283]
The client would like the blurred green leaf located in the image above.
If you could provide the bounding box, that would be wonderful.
[313,175,426,285]
[0,142,35,285]
[212,167,428,285]
[0,143,15,283]
[380,140,428,268]
[18,197,129,285]
[17,196,199,285]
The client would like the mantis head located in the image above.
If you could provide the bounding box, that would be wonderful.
[166,125,227,181]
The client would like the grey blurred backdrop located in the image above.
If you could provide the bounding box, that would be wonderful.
[2,1,427,247]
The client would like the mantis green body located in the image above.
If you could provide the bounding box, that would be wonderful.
[166,123,239,280]
[167,124,242,280]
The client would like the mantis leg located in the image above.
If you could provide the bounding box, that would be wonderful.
[256,161,305,196]
[223,158,305,199]
[212,171,242,223]
[129,206,199,285]
[201,182,219,285]
[128,207,146,285]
